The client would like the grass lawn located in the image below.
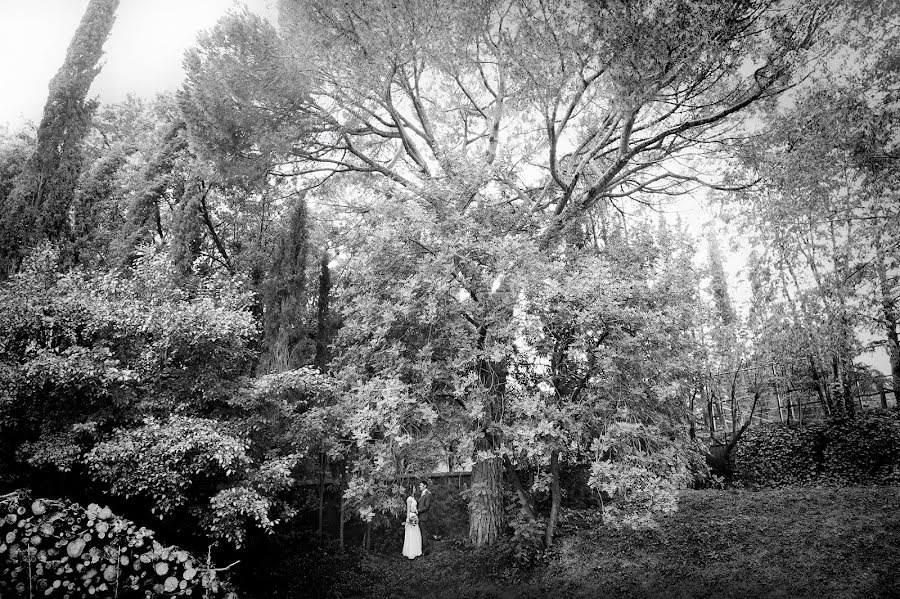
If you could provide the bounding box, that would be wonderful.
[339,487,900,599]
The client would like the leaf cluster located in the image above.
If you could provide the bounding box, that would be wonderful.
[732,408,900,487]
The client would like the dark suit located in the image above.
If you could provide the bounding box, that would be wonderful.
[418,489,433,553]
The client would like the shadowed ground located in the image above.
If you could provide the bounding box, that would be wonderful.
[333,487,900,599]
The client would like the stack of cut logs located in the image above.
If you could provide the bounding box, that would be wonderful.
[0,490,235,597]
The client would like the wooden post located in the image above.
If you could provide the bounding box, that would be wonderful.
[878,380,888,409]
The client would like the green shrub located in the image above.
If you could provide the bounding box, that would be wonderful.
[503,509,546,573]
[732,408,900,487]
[820,410,900,485]
[731,424,819,486]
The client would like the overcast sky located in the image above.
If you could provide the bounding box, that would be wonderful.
[0,0,273,128]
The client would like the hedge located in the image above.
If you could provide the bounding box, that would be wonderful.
[731,408,900,487]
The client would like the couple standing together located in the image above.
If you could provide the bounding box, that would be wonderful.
[402,480,433,559]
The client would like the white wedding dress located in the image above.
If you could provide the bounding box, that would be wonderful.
[402,495,422,559]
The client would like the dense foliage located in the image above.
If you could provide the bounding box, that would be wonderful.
[0,247,321,551]
[732,409,900,487]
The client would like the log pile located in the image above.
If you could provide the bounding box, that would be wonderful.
[0,490,236,597]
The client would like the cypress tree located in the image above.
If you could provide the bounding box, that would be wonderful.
[0,0,119,273]
[169,177,207,279]
[261,196,312,372]
[707,229,737,327]
[706,228,739,367]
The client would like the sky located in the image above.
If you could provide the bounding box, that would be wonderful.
[0,0,273,128]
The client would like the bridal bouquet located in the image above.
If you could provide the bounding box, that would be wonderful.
[406,513,419,526]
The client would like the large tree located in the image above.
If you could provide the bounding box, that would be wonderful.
[180,0,827,545]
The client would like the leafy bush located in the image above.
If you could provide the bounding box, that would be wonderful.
[0,250,314,551]
[587,420,681,529]
[502,509,546,572]
[731,424,819,486]
[0,490,234,597]
[732,409,900,487]
[677,438,724,489]
[0,247,259,481]
[85,415,304,547]
[207,487,275,549]
[820,411,900,484]
[86,416,252,516]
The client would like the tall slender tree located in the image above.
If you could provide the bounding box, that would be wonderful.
[705,227,740,369]
[261,195,313,372]
[0,0,120,273]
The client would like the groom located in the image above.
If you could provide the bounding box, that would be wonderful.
[418,480,433,554]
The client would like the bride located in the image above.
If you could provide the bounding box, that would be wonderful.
[402,486,422,559]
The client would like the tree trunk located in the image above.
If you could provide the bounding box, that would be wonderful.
[729,363,741,436]
[831,357,853,417]
[876,246,900,403]
[469,434,504,547]
[198,184,233,273]
[724,390,761,458]
[544,449,561,548]
[770,364,785,423]
[468,321,507,546]
[878,380,888,409]
[840,360,854,418]
[821,362,834,414]
[809,356,830,415]
[689,389,696,439]
[363,521,372,551]
[502,455,536,521]
[707,386,717,439]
